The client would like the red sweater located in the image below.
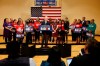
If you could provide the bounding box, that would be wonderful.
[57,24,65,31]
[34,22,41,29]
[75,23,82,28]
[16,24,24,34]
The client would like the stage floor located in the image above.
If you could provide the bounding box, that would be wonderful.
[0,36,100,66]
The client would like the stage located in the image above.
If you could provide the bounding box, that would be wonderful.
[0,35,100,66]
[0,35,100,55]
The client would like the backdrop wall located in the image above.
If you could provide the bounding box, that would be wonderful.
[0,0,100,34]
[61,0,100,34]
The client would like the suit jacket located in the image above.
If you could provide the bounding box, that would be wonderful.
[64,21,69,30]
[41,21,50,25]
[41,21,50,35]
[82,20,86,27]
[69,54,100,66]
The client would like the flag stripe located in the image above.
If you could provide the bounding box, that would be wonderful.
[43,10,61,12]
[42,13,61,14]
[43,16,61,17]
[42,9,61,10]
[42,6,61,18]
[31,17,61,19]
[42,11,61,14]
[42,14,61,16]
[42,7,61,9]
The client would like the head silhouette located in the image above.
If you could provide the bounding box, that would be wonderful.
[47,46,61,66]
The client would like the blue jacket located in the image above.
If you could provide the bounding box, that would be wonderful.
[41,61,66,66]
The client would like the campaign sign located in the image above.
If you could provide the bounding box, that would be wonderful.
[35,0,56,6]
[86,32,94,37]
[39,25,52,31]
[25,26,33,32]
[74,28,82,33]
[82,27,87,32]
[16,34,24,38]
[69,25,75,30]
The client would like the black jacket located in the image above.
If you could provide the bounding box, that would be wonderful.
[41,21,50,25]
[69,54,100,66]
[82,20,86,27]
[64,21,69,30]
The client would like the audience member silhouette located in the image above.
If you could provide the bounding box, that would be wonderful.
[41,46,66,66]
[69,38,100,66]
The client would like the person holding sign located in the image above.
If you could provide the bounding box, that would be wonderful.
[70,19,77,41]
[16,18,24,43]
[12,19,18,42]
[34,17,41,43]
[25,19,33,43]
[56,20,65,44]
[3,18,12,43]
[81,20,89,41]
[87,19,96,38]
[74,19,82,44]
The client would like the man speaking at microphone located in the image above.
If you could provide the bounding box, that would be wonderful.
[41,16,51,48]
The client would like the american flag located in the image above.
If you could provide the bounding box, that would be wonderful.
[31,6,61,21]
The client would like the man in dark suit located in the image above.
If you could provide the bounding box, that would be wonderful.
[81,17,87,42]
[81,17,86,25]
[41,16,51,48]
[69,38,100,66]
[64,17,69,43]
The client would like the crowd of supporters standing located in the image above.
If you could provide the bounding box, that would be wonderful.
[3,17,96,45]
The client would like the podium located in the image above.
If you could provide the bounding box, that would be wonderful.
[39,25,52,47]
[39,25,52,31]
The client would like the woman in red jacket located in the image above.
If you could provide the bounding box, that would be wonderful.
[16,18,24,43]
[56,20,65,44]
[61,20,65,43]
[51,19,58,42]
[34,17,41,43]
[12,19,18,42]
